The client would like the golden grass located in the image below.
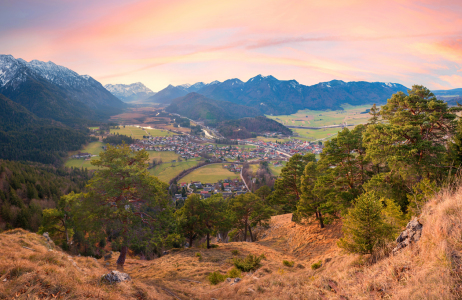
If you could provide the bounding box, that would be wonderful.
[3,183,462,299]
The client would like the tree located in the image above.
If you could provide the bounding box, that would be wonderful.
[176,194,205,247]
[317,125,369,207]
[229,193,274,242]
[39,192,80,245]
[296,161,332,228]
[201,194,229,248]
[364,86,461,188]
[338,191,390,255]
[273,153,316,213]
[77,143,171,268]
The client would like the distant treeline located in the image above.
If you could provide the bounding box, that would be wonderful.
[102,134,135,145]
[217,116,292,139]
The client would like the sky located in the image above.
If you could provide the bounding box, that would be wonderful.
[1,0,462,92]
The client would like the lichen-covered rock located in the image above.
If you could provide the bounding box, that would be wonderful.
[393,217,422,254]
[103,270,131,283]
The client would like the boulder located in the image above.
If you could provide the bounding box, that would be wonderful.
[393,217,423,254]
[43,232,51,243]
[102,270,131,283]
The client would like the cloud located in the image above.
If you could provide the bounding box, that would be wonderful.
[439,75,462,88]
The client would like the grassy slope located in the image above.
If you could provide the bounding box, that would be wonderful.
[181,163,239,183]
[2,184,462,299]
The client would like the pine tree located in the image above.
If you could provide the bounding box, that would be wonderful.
[273,153,316,213]
[176,194,205,247]
[338,191,390,255]
[76,143,172,268]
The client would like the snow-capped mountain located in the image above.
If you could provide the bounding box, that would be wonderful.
[104,82,155,102]
[148,74,408,114]
[0,54,125,123]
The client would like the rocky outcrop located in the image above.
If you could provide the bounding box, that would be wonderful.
[393,217,423,254]
[102,270,131,283]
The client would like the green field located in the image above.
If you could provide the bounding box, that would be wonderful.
[181,164,240,183]
[269,163,285,176]
[65,142,104,170]
[110,126,177,139]
[149,160,201,183]
[266,104,372,141]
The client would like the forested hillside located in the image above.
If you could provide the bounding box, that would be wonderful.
[165,92,261,125]
[217,116,293,138]
[0,94,89,165]
[0,160,91,233]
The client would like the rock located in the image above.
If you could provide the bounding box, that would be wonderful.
[393,217,423,254]
[226,278,232,282]
[234,278,241,283]
[162,250,169,256]
[43,232,51,243]
[102,270,131,283]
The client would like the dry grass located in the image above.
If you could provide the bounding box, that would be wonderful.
[0,229,169,299]
[2,184,462,299]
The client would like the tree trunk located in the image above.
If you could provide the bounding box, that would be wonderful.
[318,210,325,229]
[206,232,210,249]
[244,220,248,242]
[116,246,128,268]
[248,226,254,242]
[189,235,193,248]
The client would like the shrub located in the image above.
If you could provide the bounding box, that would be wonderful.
[233,254,263,272]
[227,267,242,278]
[311,261,322,270]
[282,260,294,267]
[208,271,226,285]
[231,249,239,255]
[195,252,202,261]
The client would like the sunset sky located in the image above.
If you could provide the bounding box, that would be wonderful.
[1,0,462,92]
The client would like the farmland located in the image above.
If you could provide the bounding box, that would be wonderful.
[110,126,177,139]
[181,163,240,183]
[266,104,372,142]
[149,160,201,183]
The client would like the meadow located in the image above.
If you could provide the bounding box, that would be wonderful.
[267,104,371,128]
[266,104,372,142]
[181,163,240,183]
[149,160,201,183]
[110,126,177,139]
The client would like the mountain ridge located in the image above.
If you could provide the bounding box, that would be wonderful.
[148,75,409,114]
[104,82,155,102]
[0,54,126,124]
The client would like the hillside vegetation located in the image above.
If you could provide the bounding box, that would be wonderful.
[0,94,89,165]
[1,184,461,299]
[217,116,292,139]
[165,92,261,125]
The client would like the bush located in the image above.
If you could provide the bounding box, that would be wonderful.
[227,267,242,278]
[231,249,239,255]
[282,260,294,267]
[195,252,202,261]
[208,271,226,285]
[311,261,322,270]
[233,254,264,272]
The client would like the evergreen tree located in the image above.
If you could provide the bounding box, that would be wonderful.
[338,192,390,255]
[273,153,316,213]
[176,194,205,247]
[76,143,172,268]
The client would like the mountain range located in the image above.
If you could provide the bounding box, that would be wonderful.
[149,75,409,115]
[104,82,155,102]
[0,55,125,124]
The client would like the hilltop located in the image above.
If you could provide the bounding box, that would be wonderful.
[2,184,461,299]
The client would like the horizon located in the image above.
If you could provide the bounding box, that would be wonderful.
[1,0,462,91]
